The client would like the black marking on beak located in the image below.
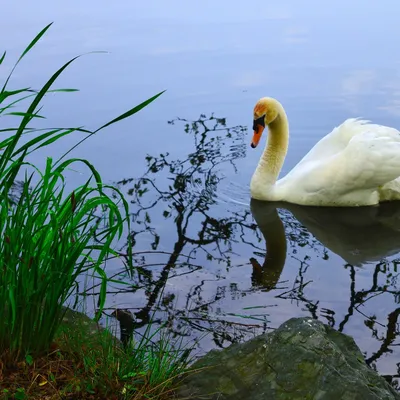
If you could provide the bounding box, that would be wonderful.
[250,142,256,148]
[252,115,265,131]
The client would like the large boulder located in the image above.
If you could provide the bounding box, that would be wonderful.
[177,317,399,400]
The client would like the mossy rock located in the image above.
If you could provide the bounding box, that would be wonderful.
[59,306,121,350]
[177,317,399,400]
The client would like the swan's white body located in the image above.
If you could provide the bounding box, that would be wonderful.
[250,98,400,207]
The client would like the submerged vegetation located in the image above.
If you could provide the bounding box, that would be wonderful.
[0,23,192,399]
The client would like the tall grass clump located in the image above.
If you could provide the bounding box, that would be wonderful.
[0,22,164,361]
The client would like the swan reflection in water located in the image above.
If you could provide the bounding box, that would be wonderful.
[250,199,400,287]
[250,199,400,385]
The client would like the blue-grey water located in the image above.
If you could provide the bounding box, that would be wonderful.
[2,0,400,384]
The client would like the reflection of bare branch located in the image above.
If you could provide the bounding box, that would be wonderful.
[338,264,357,332]
[365,308,400,365]
[111,114,259,343]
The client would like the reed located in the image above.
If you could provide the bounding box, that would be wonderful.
[0,23,192,400]
[0,22,164,358]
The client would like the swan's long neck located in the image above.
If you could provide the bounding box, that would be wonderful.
[255,106,289,186]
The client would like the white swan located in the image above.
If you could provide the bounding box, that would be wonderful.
[250,97,400,206]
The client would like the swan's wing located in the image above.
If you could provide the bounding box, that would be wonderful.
[337,129,400,189]
[297,118,395,165]
[280,119,369,184]
[304,129,400,194]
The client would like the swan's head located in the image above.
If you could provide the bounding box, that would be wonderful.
[251,97,280,148]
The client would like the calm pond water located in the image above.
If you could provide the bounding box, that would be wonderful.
[3,0,400,384]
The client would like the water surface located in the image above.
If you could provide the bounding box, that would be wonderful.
[3,0,400,384]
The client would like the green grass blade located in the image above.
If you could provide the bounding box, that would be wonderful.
[5,111,45,119]
[0,88,32,104]
[30,129,80,153]
[1,23,53,93]
[95,90,165,132]
[11,129,63,156]
[48,88,79,93]
[55,91,165,166]
[17,23,53,64]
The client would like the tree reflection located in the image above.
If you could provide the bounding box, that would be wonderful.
[115,113,266,347]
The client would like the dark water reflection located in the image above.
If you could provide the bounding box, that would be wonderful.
[103,114,400,387]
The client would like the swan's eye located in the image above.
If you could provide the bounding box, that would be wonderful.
[253,115,265,131]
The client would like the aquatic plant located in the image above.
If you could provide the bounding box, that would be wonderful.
[0,23,191,399]
[0,22,163,357]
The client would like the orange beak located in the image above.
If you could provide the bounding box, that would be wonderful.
[251,125,265,148]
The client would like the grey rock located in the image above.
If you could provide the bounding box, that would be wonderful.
[177,317,399,400]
